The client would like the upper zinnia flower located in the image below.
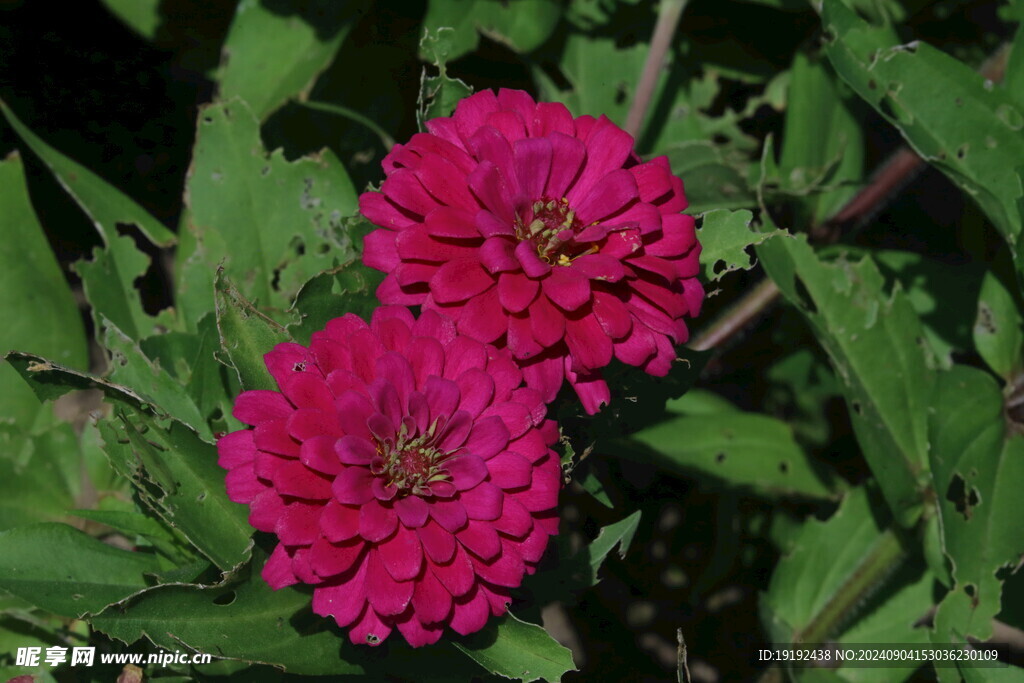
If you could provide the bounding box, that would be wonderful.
[360,88,703,413]
[217,306,560,647]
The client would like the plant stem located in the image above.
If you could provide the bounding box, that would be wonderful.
[625,0,688,139]
[300,100,396,150]
[794,526,908,644]
[689,42,1012,357]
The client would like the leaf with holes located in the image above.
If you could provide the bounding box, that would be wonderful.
[215,270,292,393]
[418,27,473,126]
[286,261,382,345]
[758,234,934,527]
[928,366,1024,658]
[453,612,577,683]
[177,99,359,329]
[974,271,1024,381]
[697,209,787,284]
[419,0,563,62]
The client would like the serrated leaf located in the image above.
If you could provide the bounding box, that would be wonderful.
[973,271,1024,380]
[662,142,757,214]
[821,0,1024,253]
[91,550,365,676]
[286,260,382,344]
[0,153,88,431]
[74,234,172,342]
[0,523,161,618]
[758,234,933,526]
[217,0,366,120]
[104,320,211,440]
[418,28,474,126]
[0,100,174,247]
[586,510,641,578]
[6,350,155,410]
[420,0,562,62]
[929,366,1024,648]
[453,613,576,683]
[177,99,359,328]
[99,413,253,573]
[627,399,837,500]
[697,209,787,283]
[215,270,291,392]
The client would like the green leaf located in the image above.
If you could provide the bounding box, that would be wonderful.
[99,412,253,573]
[453,613,576,683]
[91,550,366,676]
[761,488,929,661]
[627,397,837,500]
[758,234,933,526]
[585,510,641,580]
[974,271,1024,380]
[217,0,366,120]
[418,28,474,126]
[420,0,563,62]
[661,142,756,214]
[286,261,382,344]
[820,0,1024,252]
[69,509,196,566]
[104,320,212,440]
[177,99,359,328]
[0,523,161,618]
[697,209,787,283]
[0,424,81,532]
[777,49,864,225]
[0,153,88,431]
[929,366,1024,646]
[0,100,175,247]
[74,234,173,342]
[98,0,161,39]
[215,270,292,393]
[6,350,155,411]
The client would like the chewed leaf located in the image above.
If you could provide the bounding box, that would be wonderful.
[697,209,787,284]
[453,613,577,683]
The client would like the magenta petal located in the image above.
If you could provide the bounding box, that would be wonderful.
[312,560,368,628]
[217,430,256,469]
[430,498,468,532]
[464,416,511,460]
[274,461,332,499]
[521,354,565,404]
[486,451,533,489]
[366,549,414,617]
[378,524,424,582]
[545,132,586,198]
[333,467,375,505]
[310,537,365,579]
[424,376,461,420]
[564,314,613,371]
[394,494,429,528]
[508,314,543,360]
[569,370,611,415]
[423,206,479,239]
[396,614,444,648]
[363,229,400,273]
[274,501,320,546]
[542,267,591,312]
[569,121,634,203]
[418,519,457,564]
[467,161,514,224]
[248,489,286,532]
[456,519,501,561]
[574,168,639,222]
[445,454,488,491]
[431,544,476,598]
[527,295,565,348]
[262,543,299,589]
[348,603,393,646]
[320,500,361,542]
[472,543,526,588]
[233,390,292,425]
[571,254,626,282]
[459,482,503,521]
[454,369,496,418]
[430,259,494,304]
[359,499,399,542]
[482,401,532,439]
[513,137,553,199]
[333,389,375,439]
[492,495,534,538]
[497,272,539,313]
[412,564,453,624]
[592,290,632,339]
[456,287,506,344]
[449,585,490,636]
[479,236,519,274]
[439,410,473,450]
[225,465,264,504]
[335,435,376,465]
[406,337,445,389]
[514,240,550,278]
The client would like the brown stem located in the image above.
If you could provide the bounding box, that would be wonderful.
[625,0,688,139]
[689,41,1012,356]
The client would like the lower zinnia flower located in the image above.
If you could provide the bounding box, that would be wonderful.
[217,306,561,647]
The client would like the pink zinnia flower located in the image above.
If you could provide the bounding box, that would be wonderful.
[360,88,703,413]
[217,307,560,647]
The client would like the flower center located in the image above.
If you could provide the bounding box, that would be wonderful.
[514,197,592,265]
[372,418,455,496]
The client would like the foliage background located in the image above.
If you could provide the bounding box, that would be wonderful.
[1,0,1023,681]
